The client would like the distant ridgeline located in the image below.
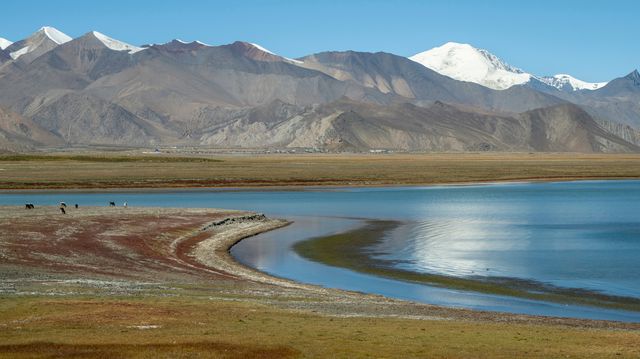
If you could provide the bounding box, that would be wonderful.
[0,27,639,153]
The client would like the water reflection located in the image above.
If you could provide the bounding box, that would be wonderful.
[1,180,640,320]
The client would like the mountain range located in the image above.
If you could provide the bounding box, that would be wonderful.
[0,26,638,153]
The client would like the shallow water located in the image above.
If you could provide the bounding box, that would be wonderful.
[233,217,640,322]
[1,180,639,321]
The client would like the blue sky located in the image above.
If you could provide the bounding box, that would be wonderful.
[1,0,637,81]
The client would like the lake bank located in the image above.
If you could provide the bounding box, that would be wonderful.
[3,181,640,321]
[2,205,640,357]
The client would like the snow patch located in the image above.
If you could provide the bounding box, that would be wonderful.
[174,39,209,46]
[250,42,275,55]
[0,37,12,50]
[10,46,30,60]
[249,42,303,64]
[541,74,607,91]
[409,42,531,90]
[92,31,144,53]
[40,26,71,45]
[7,27,71,60]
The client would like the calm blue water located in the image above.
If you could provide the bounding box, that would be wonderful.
[1,180,639,321]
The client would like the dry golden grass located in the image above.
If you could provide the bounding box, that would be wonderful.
[1,152,640,189]
[1,296,639,359]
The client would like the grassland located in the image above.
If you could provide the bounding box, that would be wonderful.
[0,154,222,163]
[1,152,640,189]
[2,295,639,359]
[2,153,640,357]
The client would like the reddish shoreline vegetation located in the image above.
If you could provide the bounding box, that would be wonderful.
[1,205,640,358]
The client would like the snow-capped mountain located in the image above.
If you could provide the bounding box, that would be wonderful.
[41,26,72,44]
[0,37,12,50]
[409,42,607,92]
[92,31,144,53]
[409,42,533,90]
[4,26,71,62]
[0,25,638,152]
[540,74,608,91]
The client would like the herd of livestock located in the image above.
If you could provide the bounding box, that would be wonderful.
[24,201,128,214]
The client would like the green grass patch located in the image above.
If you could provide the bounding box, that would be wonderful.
[1,296,639,358]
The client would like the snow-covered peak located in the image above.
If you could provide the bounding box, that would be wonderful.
[92,31,144,53]
[409,42,532,90]
[7,26,71,60]
[540,74,607,91]
[248,42,303,64]
[0,37,12,50]
[40,26,71,45]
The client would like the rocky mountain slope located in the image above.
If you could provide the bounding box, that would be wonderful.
[0,107,63,151]
[198,99,638,152]
[0,27,638,152]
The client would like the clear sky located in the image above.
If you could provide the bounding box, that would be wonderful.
[1,0,637,81]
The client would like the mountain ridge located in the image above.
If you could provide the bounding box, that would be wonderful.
[0,27,638,153]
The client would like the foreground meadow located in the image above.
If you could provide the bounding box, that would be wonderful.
[0,206,638,358]
[1,153,640,357]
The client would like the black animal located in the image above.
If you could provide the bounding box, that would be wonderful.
[60,202,67,208]
[109,201,116,207]
[60,207,66,214]
[25,203,34,209]
[75,204,79,209]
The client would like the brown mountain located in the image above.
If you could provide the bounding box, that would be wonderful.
[0,28,637,153]
[0,107,62,151]
[198,99,639,153]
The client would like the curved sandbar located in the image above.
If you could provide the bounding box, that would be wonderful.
[1,205,640,329]
[189,215,640,328]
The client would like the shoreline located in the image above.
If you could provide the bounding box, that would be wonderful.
[292,220,640,313]
[190,215,640,329]
[1,207,640,328]
[2,198,640,356]
[1,176,639,193]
